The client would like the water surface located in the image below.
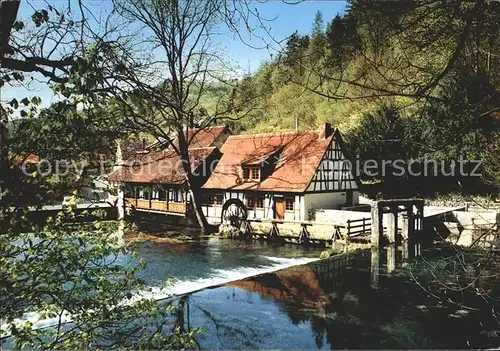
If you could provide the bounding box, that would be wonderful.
[150,248,500,349]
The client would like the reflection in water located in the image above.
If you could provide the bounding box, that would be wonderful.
[167,250,499,349]
[228,255,350,315]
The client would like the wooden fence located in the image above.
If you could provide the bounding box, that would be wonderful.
[125,198,186,215]
[240,216,372,244]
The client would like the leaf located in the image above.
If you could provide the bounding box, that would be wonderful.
[9,98,18,109]
[12,20,24,31]
[12,72,24,81]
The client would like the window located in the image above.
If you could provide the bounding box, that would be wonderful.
[256,196,264,209]
[285,197,294,211]
[158,190,166,201]
[247,195,264,209]
[168,188,183,203]
[251,168,260,181]
[246,196,255,209]
[212,194,223,206]
[243,167,250,180]
[124,188,134,198]
[243,166,260,181]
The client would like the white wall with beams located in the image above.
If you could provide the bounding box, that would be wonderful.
[307,138,359,193]
[203,192,305,223]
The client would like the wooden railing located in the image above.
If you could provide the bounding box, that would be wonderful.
[125,198,186,214]
[332,217,371,240]
[345,217,371,237]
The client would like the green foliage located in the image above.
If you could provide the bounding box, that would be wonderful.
[227,0,499,194]
[1,3,202,348]
[346,104,420,162]
[0,210,198,349]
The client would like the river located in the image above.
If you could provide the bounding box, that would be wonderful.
[128,237,322,297]
[126,236,499,349]
[4,233,500,348]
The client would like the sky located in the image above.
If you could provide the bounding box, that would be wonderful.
[221,0,348,73]
[1,0,348,109]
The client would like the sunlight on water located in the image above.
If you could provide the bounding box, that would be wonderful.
[2,248,318,335]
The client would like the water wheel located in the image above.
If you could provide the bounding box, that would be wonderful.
[221,198,247,229]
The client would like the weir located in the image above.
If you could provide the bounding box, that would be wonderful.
[1,237,321,335]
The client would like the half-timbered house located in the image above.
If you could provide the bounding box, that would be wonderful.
[201,124,360,223]
[109,126,229,217]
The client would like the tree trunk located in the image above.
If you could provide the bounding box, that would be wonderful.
[177,129,215,234]
[187,183,213,234]
[0,117,9,206]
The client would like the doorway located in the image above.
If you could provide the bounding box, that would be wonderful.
[275,198,285,220]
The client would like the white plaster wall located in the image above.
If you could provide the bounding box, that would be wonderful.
[304,192,346,214]
[203,204,223,219]
[353,191,359,205]
[299,195,306,221]
[314,209,370,225]
[284,212,295,221]
[267,195,276,219]
[206,192,308,223]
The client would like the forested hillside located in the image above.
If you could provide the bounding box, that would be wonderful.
[7,0,498,197]
[225,0,499,194]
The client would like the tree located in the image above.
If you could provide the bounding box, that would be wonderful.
[305,0,500,103]
[0,2,200,349]
[81,0,265,233]
[308,10,325,65]
[0,0,273,347]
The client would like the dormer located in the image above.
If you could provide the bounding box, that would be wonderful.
[241,147,283,183]
[242,165,261,182]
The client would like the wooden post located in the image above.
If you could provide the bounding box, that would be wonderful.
[387,243,397,273]
[299,224,309,244]
[401,213,411,265]
[414,201,424,257]
[371,202,383,247]
[148,186,152,209]
[387,208,398,273]
[387,210,397,244]
[370,245,380,289]
[343,220,351,253]
[268,221,279,239]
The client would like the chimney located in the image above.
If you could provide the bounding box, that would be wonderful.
[320,123,333,139]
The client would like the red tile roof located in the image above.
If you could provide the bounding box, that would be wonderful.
[150,126,228,150]
[202,129,334,192]
[120,139,146,160]
[109,147,217,184]
[184,126,227,148]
